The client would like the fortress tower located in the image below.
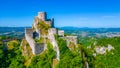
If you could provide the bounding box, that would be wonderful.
[34,12,54,28]
[38,12,46,21]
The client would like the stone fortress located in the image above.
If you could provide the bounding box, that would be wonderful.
[25,12,77,60]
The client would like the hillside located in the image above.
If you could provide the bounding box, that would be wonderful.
[0,12,120,68]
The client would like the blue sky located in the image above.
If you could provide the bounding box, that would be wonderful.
[0,0,120,27]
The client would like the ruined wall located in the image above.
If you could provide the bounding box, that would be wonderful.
[33,12,54,39]
[36,12,54,28]
[25,28,45,55]
[66,36,77,47]
[38,12,46,21]
[58,30,64,37]
[34,43,46,54]
[25,28,33,38]
[49,28,57,34]
[51,18,54,28]
[45,20,52,27]
[25,32,36,54]
[24,12,78,59]
[33,16,41,39]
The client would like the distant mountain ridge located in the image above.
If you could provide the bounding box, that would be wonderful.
[59,26,120,32]
[0,27,30,33]
[0,27,120,33]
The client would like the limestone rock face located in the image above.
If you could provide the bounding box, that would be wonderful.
[95,46,106,54]
[95,44,114,55]
[107,44,114,52]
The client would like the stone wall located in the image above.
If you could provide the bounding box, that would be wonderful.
[45,20,52,27]
[25,32,36,54]
[38,12,46,21]
[25,28,45,55]
[25,28,33,38]
[58,30,64,37]
[49,28,57,34]
[25,34,46,55]
[33,12,54,38]
[34,12,54,28]
[66,36,77,47]
[24,12,78,58]
[35,43,46,54]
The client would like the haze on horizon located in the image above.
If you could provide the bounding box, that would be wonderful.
[0,0,120,28]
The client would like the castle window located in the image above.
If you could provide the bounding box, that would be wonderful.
[33,31,39,38]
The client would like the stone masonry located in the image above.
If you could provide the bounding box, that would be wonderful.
[24,12,78,60]
[58,30,64,37]
[66,36,78,47]
[25,12,56,55]
[25,28,46,55]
